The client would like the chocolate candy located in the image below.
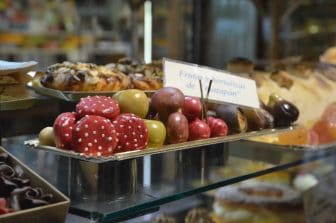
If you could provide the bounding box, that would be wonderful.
[0,153,8,164]
[10,187,53,210]
[0,152,53,212]
[0,176,17,197]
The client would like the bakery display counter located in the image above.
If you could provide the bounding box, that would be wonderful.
[2,134,336,222]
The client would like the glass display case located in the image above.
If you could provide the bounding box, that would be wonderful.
[2,1,336,223]
[2,125,336,222]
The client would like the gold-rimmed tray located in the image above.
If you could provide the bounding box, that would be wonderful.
[27,81,156,101]
[24,127,293,163]
[0,97,38,111]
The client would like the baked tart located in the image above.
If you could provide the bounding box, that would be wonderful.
[40,61,130,91]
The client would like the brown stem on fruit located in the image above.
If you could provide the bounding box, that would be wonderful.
[199,79,205,120]
[204,79,213,123]
[206,80,213,100]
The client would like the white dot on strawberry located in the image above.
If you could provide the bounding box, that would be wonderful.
[84,133,88,137]
[93,131,96,134]
[85,124,88,128]
[102,134,105,137]
[88,143,92,147]
[98,146,102,150]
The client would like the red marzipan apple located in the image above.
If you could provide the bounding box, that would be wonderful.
[182,96,202,121]
[207,116,228,137]
[188,118,210,140]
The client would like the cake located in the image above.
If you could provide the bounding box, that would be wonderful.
[185,208,215,223]
[212,182,305,223]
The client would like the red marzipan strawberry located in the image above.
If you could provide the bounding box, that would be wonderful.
[207,116,228,137]
[76,96,120,120]
[113,113,148,152]
[72,115,118,157]
[53,112,76,150]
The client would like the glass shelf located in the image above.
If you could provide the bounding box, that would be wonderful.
[2,135,336,222]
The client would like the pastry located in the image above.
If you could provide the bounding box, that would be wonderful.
[40,61,130,91]
[39,60,163,91]
[293,173,318,192]
[0,75,19,85]
[226,57,254,77]
[320,46,336,65]
[185,208,214,223]
[129,73,162,90]
[212,182,305,223]
[113,58,163,90]
[0,85,30,101]
[0,70,33,102]
[152,214,176,223]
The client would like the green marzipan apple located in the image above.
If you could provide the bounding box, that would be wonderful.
[113,89,149,118]
[144,119,166,147]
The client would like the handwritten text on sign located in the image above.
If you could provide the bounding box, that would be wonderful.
[163,58,259,108]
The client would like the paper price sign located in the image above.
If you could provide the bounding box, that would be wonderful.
[163,58,259,108]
